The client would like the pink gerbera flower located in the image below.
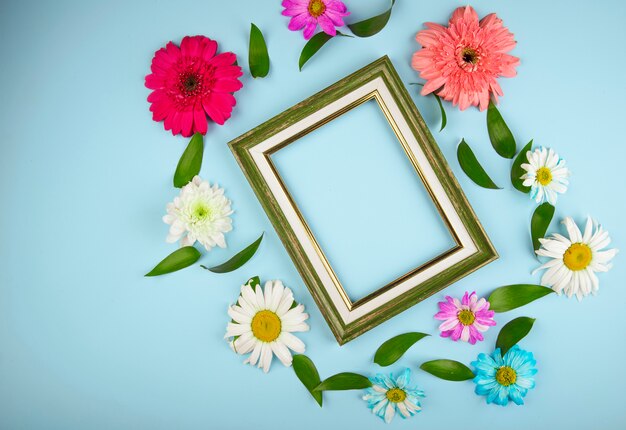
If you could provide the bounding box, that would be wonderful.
[145,35,243,137]
[434,291,496,345]
[282,0,350,40]
[411,6,520,111]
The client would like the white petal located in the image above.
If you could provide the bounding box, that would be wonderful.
[563,217,582,242]
[255,282,266,309]
[228,305,252,324]
[241,285,260,311]
[460,325,470,342]
[270,341,293,367]
[268,280,285,312]
[372,398,388,415]
[233,332,256,355]
[260,343,273,373]
[279,332,306,353]
[225,322,250,338]
[439,318,460,331]
[263,281,274,310]
[582,217,594,243]
[384,402,396,424]
[245,342,262,366]
[275,288,295,316]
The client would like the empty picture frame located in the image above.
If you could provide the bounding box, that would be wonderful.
[229,56,497,344]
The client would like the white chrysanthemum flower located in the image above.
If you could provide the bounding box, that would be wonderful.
[520,147,570,204]
[533,216,618,300]
[163,175,233,251]
[225,278,309,373]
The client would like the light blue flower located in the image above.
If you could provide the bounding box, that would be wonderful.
[471,345,537,406]
[362,368,425,423]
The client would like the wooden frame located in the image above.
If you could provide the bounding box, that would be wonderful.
[229,56,497,344]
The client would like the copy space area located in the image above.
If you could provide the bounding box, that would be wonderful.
[271,99,456,302]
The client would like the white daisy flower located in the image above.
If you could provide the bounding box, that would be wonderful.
[520,147,570,204]
[533,216,618,300]
[225,278,309,373]
[163,175,233,251]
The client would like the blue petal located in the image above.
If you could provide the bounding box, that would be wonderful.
[395,368,411,389]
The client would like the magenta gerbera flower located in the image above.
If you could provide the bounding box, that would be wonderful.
[411,5,520,111]
[145,35,243,137]
[434,291,496,344]
[282,0,350,40]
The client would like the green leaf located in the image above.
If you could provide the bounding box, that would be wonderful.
[420,359,475,381]
[173,133,204,188]
[292,355,323,407]
[487,100,516,158]
[201,233,263,274]
[433,93,447,132]
[145,246,201,277]
[496,317,536,355]
[374,332,429,367]
[409,83,446,131]
[299,31,350,71]
[248,23,270,78]
[531,202,555,252]
[246,276,261,290]
[347,0,396,38]
[313,372,372,392]
[511,140,533,193]
[488,284,555,313]
[457,139,501,189]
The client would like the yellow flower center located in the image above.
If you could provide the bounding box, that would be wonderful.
[458,309,475,326]
[495,366,517,386]
[386,388,406,403]
[536,167,553,186]
[308,0,326,18]
[563,243,593,271]
[251,310,282,342]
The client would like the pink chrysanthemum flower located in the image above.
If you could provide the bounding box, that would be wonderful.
[145,35,243,137]
[411,6,520,111]
[434,291,496,344]
[282,0,350,40]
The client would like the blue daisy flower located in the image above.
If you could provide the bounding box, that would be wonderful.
[471,345,538,406]
[362,368,425,423]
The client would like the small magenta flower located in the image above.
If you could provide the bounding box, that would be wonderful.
[282,0,350,40]
[434,291,496,344]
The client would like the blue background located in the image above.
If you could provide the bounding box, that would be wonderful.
[1,0,625,429]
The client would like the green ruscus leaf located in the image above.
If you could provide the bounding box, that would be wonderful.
[299,31,351,71]
[433,93,447,132]
[511,140,533,193]
[531,202,555,252]
[292,355,323,407]
[145,246,201,277]
[420,359,475,381]
[374,332,429,367]
[347,0,396,38]
[201,233,264,274]
[496,317,536,355]
[409,83,446,131]
[488,284,555,313]
[487,100,516,158]
[313,372,372,392]
[457,139,501,189]
[173,133,204,188]
[248,23,270,78]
